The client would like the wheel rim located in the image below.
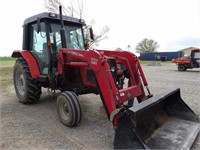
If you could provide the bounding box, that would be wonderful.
[59,101,70,121]
[15,70,25,96]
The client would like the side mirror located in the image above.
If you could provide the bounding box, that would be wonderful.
[83,26,94,49]
[89,27,94,41]
[37,17,41,33]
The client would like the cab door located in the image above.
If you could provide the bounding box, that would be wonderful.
[29,22,50,74]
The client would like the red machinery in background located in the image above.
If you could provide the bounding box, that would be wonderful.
[172,48,200,71]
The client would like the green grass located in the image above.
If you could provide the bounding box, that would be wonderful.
[0,57,15,93]
[140,60,171,65]
[0,57,16,61]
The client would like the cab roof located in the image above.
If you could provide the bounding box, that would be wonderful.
[23,12,85,25]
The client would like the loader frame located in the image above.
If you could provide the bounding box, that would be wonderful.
[57,48,152,122]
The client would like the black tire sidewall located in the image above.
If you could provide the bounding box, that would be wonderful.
[56,91,81,127]
[178,64,186,71]
[13,59,41,104]
[57,93,75,126]
[13,59,29,103]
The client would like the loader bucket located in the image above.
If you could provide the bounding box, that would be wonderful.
[114,88,200,149]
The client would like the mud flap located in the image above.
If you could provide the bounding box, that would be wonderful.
[114,88,200,149]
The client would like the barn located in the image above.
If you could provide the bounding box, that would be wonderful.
[139,52,183,61]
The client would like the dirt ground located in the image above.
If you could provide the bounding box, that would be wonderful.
[0,63,200,149]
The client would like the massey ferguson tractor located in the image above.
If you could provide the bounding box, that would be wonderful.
[172,48,200,71]
[12,6,199,149]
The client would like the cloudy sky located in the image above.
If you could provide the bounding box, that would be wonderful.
[0,0,199,56]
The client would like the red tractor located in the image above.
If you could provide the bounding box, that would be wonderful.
[172,48,200,71]
[12,6,199,149]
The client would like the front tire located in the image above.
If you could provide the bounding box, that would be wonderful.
[178,64,187,71]
[57,91,82,127]
[13,59,42,104]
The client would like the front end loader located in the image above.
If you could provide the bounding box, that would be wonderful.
[12,6,199,149]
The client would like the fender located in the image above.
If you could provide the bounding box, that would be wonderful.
[12,50,40,78]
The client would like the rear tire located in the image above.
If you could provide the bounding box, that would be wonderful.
[13,59,42,104]
[178,64,187,71]
[57,91,82,127]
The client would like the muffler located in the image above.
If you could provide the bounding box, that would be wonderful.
[114,88,200,149]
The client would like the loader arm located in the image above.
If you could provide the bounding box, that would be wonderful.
[58,48,150,124]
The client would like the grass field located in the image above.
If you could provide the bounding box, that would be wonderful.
[0,57,16,93]
[0,57,16,61]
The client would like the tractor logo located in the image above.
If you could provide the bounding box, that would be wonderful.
[91,58,98,65]
[67,51,84,57]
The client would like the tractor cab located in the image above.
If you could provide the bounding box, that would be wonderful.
[22,12,87,74]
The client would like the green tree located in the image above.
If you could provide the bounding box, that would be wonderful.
[136,38,159,53]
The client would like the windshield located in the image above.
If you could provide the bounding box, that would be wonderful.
[49,23,85,51]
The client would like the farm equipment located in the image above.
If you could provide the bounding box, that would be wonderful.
[12,6,199,149]
[172,48,200,71]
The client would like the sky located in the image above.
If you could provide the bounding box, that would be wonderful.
[0,0,199,56]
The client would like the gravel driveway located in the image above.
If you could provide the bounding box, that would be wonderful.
[0,63,199,149]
